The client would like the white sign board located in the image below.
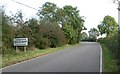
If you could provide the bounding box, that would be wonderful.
[14,38,28,46]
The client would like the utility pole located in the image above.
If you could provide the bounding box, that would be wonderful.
[118,1,120,31]
[114,0,120,71]
[113,1,120,71]
[118,1,120,71]
[114,0,120,31]
[113,0,120,31]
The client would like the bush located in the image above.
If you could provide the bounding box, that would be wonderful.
[98,32,119,72]
[34,36,49,49]
[98,33,118,59]
[2,12,67,54]
[38,22,66,48]
[2,13,15,54]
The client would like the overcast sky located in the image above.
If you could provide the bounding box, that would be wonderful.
[0,0,118,33]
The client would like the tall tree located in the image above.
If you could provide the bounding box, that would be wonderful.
[2,10,15,54]
[9,11,29,38]
[81,32,89,40]
[62,5,85,43]
[10,10,28,28]
[88,28,99,41]
[37,2,85,44]
[98,15,117,36]
[37,2,57,23]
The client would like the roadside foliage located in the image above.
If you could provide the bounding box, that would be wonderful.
[97,15,119,72]
[2,2,119,71]
[2,2,85,55]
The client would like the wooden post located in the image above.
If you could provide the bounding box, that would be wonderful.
[24,46,26,53]
[16,46,18,53]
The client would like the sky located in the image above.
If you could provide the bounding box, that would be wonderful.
[0,0,118,34]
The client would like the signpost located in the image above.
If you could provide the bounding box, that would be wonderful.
[14,38,28,53]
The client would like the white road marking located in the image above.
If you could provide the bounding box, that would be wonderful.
[99,43,103,72]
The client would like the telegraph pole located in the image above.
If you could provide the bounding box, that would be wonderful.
[118,1,120,31]
[116,0,120,71]
[113,0,120,71]
[114,0,120,31]
[118,1,120,71]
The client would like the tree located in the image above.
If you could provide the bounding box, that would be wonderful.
[63,24,78,44]
[55,8,66,27]
[37,2,85,44]
[88,28,99,41]
[10,10,28,28]
[0,7,2,53]
[98,15,117,36]
[33,21,66,48]
[2,10,15,54]
[62,5,85,43]
[37,2,57,23]
[81,32,89,41]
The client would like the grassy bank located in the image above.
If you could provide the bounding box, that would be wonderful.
[100,44,118,72]
[0,55,2,68]
[2,44,79,68]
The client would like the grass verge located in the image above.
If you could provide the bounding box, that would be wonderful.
[100,43,118,72]
[0,54,1,68]
[2,44,79,68]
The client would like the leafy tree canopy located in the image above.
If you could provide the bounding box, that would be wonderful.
[98,15,117,36]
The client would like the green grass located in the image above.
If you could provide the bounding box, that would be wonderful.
[0,55,2,68]
[100,44,118,72]
[2,44,79,68]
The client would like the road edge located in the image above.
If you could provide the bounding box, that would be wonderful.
[2,44,77,71]
[2,50,56,70]
[98,43,103,72]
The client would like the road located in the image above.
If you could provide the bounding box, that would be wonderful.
[2,42,102,72]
